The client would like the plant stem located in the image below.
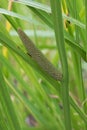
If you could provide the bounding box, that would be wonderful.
[50,0,72,130]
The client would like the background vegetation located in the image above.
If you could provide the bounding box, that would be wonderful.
[0,0,87,130]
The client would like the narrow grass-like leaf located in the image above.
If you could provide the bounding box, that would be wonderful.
[0,8,42,26]
[64,32,87,61]
[0,69,21,130]
[0,96,13,130]
[14,0,85,29]
[14,0,51,13]
[85,0,87,54]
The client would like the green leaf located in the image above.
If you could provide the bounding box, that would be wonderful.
[0,69,21,130]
